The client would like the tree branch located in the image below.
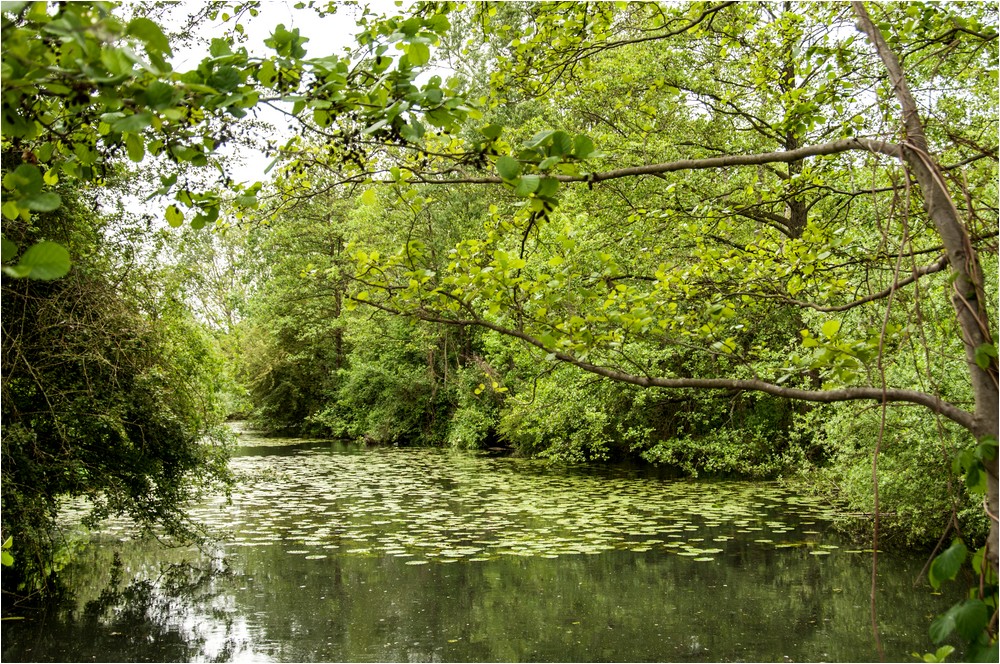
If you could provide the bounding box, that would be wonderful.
[852,0,998,571]
[524,2,739,85]
[788,254,949,312]
[401,138,900,186]
[352,295,975,432]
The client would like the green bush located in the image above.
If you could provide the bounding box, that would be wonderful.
[813,403,989,548]
[640,425,788,479]
[445,366,502,450]
[498,371,620,462]
[1,177,235,596]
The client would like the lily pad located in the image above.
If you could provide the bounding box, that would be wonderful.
[59,430,848,570]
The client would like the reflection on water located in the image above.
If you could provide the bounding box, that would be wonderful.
[2,426,957,662]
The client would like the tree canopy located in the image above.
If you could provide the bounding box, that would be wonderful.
[1,0,997,656]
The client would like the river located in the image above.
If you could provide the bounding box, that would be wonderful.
[1,424,957,662]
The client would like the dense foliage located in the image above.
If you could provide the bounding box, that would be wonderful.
[228,2,997,656]
[234,0,997,546]
[1,0,996,657]
[1,169,233,597]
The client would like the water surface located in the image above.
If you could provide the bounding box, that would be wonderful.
[1,426,954,662]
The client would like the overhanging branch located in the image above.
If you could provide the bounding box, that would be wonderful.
[399,138,900,186]
[351,295,976,433]
[784,254,949,312]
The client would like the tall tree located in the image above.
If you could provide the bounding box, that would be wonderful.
[251,3,997,643]
[289,0,997,593]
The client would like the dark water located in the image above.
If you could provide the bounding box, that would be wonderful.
[2,426,956,662]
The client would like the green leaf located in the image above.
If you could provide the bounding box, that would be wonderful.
[4,163,43,196]
[971,545,986,575]
[968,640,998,663]
[973,343,997,370]
[496,156,521,180]
[20,192,61,211]
[362,118,388,135]
[208,66,241,92]
[964,464,984,494]
[820,319,841,339]
[209,37,233,57]
[111,112,153,133]
[538,156,561,171]
[265,24,308,58]
[1,236,18,262]
[3,265,32,278]
[1,3,29,16]
[481,123,503,140]
[16,241,70,280]
[408,42,431,66]
[536,177,559,199]
[951,599,989,642]
[35,144,54,162]
[914,645,955,662]
[126,133,145,162]
[933,646,954,662]
[101,47,137,76]
[524,130,554,148]
[236,193,259,208]
[929,538,967,590]
[929,609,956,644]
[514,174,540,196]
[165,205,184,227]
[550,131,573,156]
[976,436,998,462]
[952,448,974,476]
[361,189,378,206]
[573,134,595,159]
[399,120,424,142]
[256,60,277,86]
[127,17,172,55]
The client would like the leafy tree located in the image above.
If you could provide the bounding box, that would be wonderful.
[234,178,499,444]
[265,2,996,654]
[0,0,472,273]
[0,0,475,596]
[321,0,997,569]
[1,175,233,596]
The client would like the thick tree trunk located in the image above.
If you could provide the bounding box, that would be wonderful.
[852,2,999,572]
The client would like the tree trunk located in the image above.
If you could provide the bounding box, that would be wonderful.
[852,1,999,572]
